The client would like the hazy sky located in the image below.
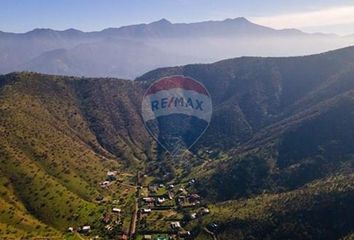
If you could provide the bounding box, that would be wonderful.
[1,0,354,35]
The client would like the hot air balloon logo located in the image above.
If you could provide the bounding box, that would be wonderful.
[142,75,212,156]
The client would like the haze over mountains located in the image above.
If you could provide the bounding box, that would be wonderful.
[1,17,354,79]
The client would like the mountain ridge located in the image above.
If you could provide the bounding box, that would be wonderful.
[0,17,310,36]
[1,17,354,79]
[0,17,341,39]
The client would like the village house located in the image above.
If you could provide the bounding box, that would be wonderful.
[102,214,111,224]
[141,208,152,214]
[189,212,197,220]
[157,197,166,204]
[143,235,152,240]
[80,225,91,234]
[112,208,121,214]
[100,181,111,188]
[105,224,113,231]
[188,194,201,203]
[168,191,174,200]
[200,207,210,215]
[143,197,155,204]
[107,170,117,176]
[171,221,181,229]
[106,171,117,181]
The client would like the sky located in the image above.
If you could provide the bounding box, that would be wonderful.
[1,0,354,35]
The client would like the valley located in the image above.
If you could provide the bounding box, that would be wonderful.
[1,45,354,239]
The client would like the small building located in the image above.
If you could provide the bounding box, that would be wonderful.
[143,235,152,240]
[188,194,201,201]
[200,208,210,215]
[143,197,155,203]
[168,184,175,189]
[189,213,197,219]
[102,215,111,224]
[171,221,181,229]
[141,208,152,214]
[157,197,166,204]
[178,188,188,195]
[100,181,111,188]
[67,227,74,232]
[167,191,174,200]
[112,208,121,214]
[107,171,117,176]
[81,225,91,233]
[105,224,113,231]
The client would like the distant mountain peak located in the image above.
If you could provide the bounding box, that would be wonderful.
[224,17,250,22]
[25,28,58,37]
[150,18,172,25]
[28,28,54,33]
[62,28,81,33]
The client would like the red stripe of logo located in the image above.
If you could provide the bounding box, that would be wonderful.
[145,75,209,96]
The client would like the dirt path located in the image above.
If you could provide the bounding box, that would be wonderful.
[128,171,141,239]
[128,200,138,239]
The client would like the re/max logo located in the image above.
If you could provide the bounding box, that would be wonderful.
[151,97,204,111]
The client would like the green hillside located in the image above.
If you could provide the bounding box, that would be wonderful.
[0,72,148,238]
[190,174,354,240]
[1,46,354,238]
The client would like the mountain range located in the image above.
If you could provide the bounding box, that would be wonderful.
[1,45,354,239]
[1,17,354,79]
